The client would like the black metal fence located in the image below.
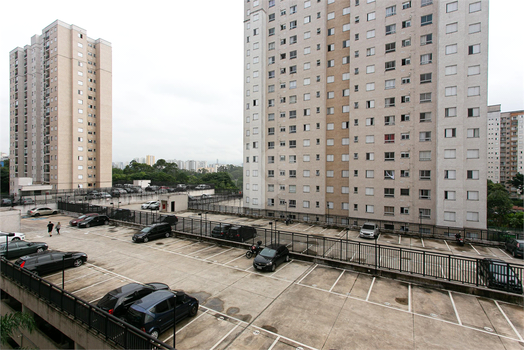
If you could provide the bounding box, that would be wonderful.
[59,202,524,294]
[0,258,173,350]
[188,202,523,243]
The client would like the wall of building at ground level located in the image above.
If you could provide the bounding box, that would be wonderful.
[0,210,22,232]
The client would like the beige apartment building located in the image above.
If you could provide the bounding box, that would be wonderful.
[9,20,112,194]
[243,0,488,230]
[487,104,523,198]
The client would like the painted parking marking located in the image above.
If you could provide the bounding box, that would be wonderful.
[498,248,512,259]
[209,323,241,350]
[408,284,412,313]
[329,270,345,293]
[366,277,376,301]
[301,244,313,254]
[319,228,328,235]
[85,263,141,283]
[495,300,524,342]
[205,247,234,260]
[297,264,318,284]
[267,335,281,350]
[190,245,217,256]
[398,235,401,245]
[303,225,315,232]
[421,238,425,248]
[71,276,116,294]
[469,243,481,255]
[162,309,209,343]
[449,291,462,326]
[224,254,246,265]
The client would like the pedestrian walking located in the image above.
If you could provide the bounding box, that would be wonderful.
[56,222,61,235]
[47,221,54,237]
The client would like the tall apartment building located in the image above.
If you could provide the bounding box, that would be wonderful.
[487,104,523,197]
[146,155,156,166]
[243,0,488,229]
[9,20,112,193]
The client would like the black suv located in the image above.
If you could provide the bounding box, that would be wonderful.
[228,226,257,242]
[133,223,172,243]
[124,290,199,339]
[253,244,290,272]
[505,238,523,258]
[211,224,233,238]
[96,282,169,317]
[478,258,523,294]
[155,215,179,226]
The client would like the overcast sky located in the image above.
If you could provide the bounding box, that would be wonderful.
[1,1,523,166]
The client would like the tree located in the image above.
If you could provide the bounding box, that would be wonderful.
[1,312,36,345]
[487,180,513,227]
[509,173,523,194]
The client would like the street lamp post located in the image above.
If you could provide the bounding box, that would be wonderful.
[198,213,203,238]
[269,221,273,244]
[327,203,330,225]
[3,233,15,259]
[172,293,177,347]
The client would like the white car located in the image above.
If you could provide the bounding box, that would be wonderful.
[141,201,160,210]
[359,223,379,239]
[0,231,26,242]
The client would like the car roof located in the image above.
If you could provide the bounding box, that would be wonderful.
[109,283,150,296]
[132,290,176,309]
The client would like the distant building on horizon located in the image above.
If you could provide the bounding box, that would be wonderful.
[146,155,155,166]
[9,20,112,194]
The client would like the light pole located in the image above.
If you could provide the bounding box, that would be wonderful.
[198,213,203,237]
[327,203,331,225]
[3,233,15,259]
[269,221,273,244]
[173,293,177,347]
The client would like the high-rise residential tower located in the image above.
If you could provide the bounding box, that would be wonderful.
[243,0,488,229]
[9,20,112,193]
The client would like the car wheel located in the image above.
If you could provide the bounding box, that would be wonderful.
[34,213,40,217]
[36,248,44,253]
[189,304,198,317]
[143,237,149,243]
[12,237,20,241]
[104,220,109,225]
[73,259,83,267]
[52,211,58,214]
[165,232,170,238]
[245,251,253,259]
[285,255,290,262]
[85,223,90,228]
[271,264,276,272]
[150,330,159,339]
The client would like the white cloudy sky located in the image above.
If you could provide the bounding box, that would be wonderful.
[1,1,523,166]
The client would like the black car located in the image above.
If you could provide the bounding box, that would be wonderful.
[96,282,169,317]
[211,224,233,238]
[77,215,109,228]
[253,244,290,272]
[124,290,199,338]
[109,209,135,221]
[132,223,172,243]
[15,251,88,276]
[478,258,523,294]
[505,238,523,258]
[228,226,257,242]
[0,241,48,259]
[155,215,179,226]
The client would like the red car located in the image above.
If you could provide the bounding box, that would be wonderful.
[70,213,99,226]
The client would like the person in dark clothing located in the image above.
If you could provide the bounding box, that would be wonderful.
[47,221,54,237]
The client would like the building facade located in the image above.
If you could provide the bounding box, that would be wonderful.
[487,104,523,197]
[9,20,112,194]
[243,0,488,229]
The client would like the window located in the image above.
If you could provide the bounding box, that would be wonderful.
[401,77,410,85]
[400,189,410,196]
[467,212,479,222]
[366,152,375,161]
[386,5,396,17]
[444,212,456,222]
[401,95,410,103]
[469,23,481,34]
[304,16,311,24]
[366,205,374,213]
[467,170,479,180]
[468,86,480,96]
[384,188,395,198]
[366,135,375,143]
[367,47,375,56]
[384,115,395,125]
[444,170,456,179]
[445,86,457,96]
[444,149,456,159]
[290,35,297,44]
[468,65,481,76]
[403,1,412,9]
[446,22,458,34]
[385,152,395,161]
[385,24,396,35]
[469,44,480,55]
[467,128,480,138]
[367,12,376,21]
[402,38,411,47]
[446,2,458,12]
[366,170,374,178]
[401,170,410,178]
[445,65,457,75]
[419,190,430,199]
[419,151,431,161]
[467,149,479,159]
[401,132,409,140]
[420,53,432,65]
[420,93,431,103]
[420,34,432,46]
[366,83,375,91]
[366,65,375,74]
[420,170,431,180]
[468,108,480,117]
[467,191,479,201]
[421,0,432,6]
[402,20,411,28]
[384,134,395,143]
[445,107,457,117]
[366,100,375,109]
[419,131,431,142]
[421,14,432,26]
[384,170,395,180]
[446,44,458,55]
[366,30,376,39]
[469,2,481,13]
[385,97,395,107]
[420,73,432,84]
[385,42,396,53]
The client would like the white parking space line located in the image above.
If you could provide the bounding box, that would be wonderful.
[289,223,301,229]
[304,225,315,232]
[270,260,294,277]
[206,247,234,260]
[89,296,103,303]
[421,238,425,248]
[408,284,412,313]
[469,243,481,255]
[224,254,246,265]
[63,271,99,284]
[398,235,401,245]
[267,336,281,350]
[71,276,115,294]
[449,291,462,326]
[495,300,524,342]
[190,245,217,256]
[336,229,346,238]
[209,323,241,350]
[301,244,313,254]
[366,277,376,301]
[329,271,345,293]
[170,241,201,252]
[86,264,141,283]
[297,264,318,284]
[162,309,209,342]
[319,228,328,234]
[444,240,451,251]
[498,248,512,259]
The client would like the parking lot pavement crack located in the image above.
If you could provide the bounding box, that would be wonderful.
[221,263,319,350]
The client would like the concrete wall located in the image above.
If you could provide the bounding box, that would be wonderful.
[0,209,22,232]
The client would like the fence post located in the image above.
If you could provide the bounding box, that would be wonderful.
[358,241,361,263]
[323,237,325,258]
[400,248,402,272]
[292,232,294,252]
[423,251,426,276]
[448,255,451,281]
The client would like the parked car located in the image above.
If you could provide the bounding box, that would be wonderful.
[1,241,48,259]
[0,231,26,242]
[145,186,160,192]
[155,215,179,226]
[27,207,58,217]
[85,192,101,200]
[359,223,379,239]
[201,194,213,199]
[109,209,135,221]
[211,224,233,239]
[96,282,169,317]
[77,215,110,228]
[505,238,523,258]
[132,223,172,243]
[176,184,187,190]
[18,198,35,205]
[1,198,13,206]
[15,251,88,276]
[253,244,290,272]
[228,226,257,242]
[478,258,523,294]
[111,188,127,197]
[98,192,112,198]
[124,290,199,338]
[70,213,100,226]
[141,201,160,210]
[195,184,209,190]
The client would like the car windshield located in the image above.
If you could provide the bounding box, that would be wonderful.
[30,208,37,211]
[260,248,277,258]
[362,224,375,230]
[141,227,152,233]
[77,215,87,219]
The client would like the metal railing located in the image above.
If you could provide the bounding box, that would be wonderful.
[59,202,524,294]
[0,258,173,350]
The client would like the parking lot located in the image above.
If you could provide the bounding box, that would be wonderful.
[12,213,524,349]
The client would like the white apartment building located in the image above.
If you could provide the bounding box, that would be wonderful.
[9,20,112,193]
[243,0,488,229]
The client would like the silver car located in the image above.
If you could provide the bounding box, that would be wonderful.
[359,223,379,239]
[27,207,58,217]
[141,201,160,210]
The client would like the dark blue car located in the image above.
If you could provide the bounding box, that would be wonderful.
[124,290,199,338]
